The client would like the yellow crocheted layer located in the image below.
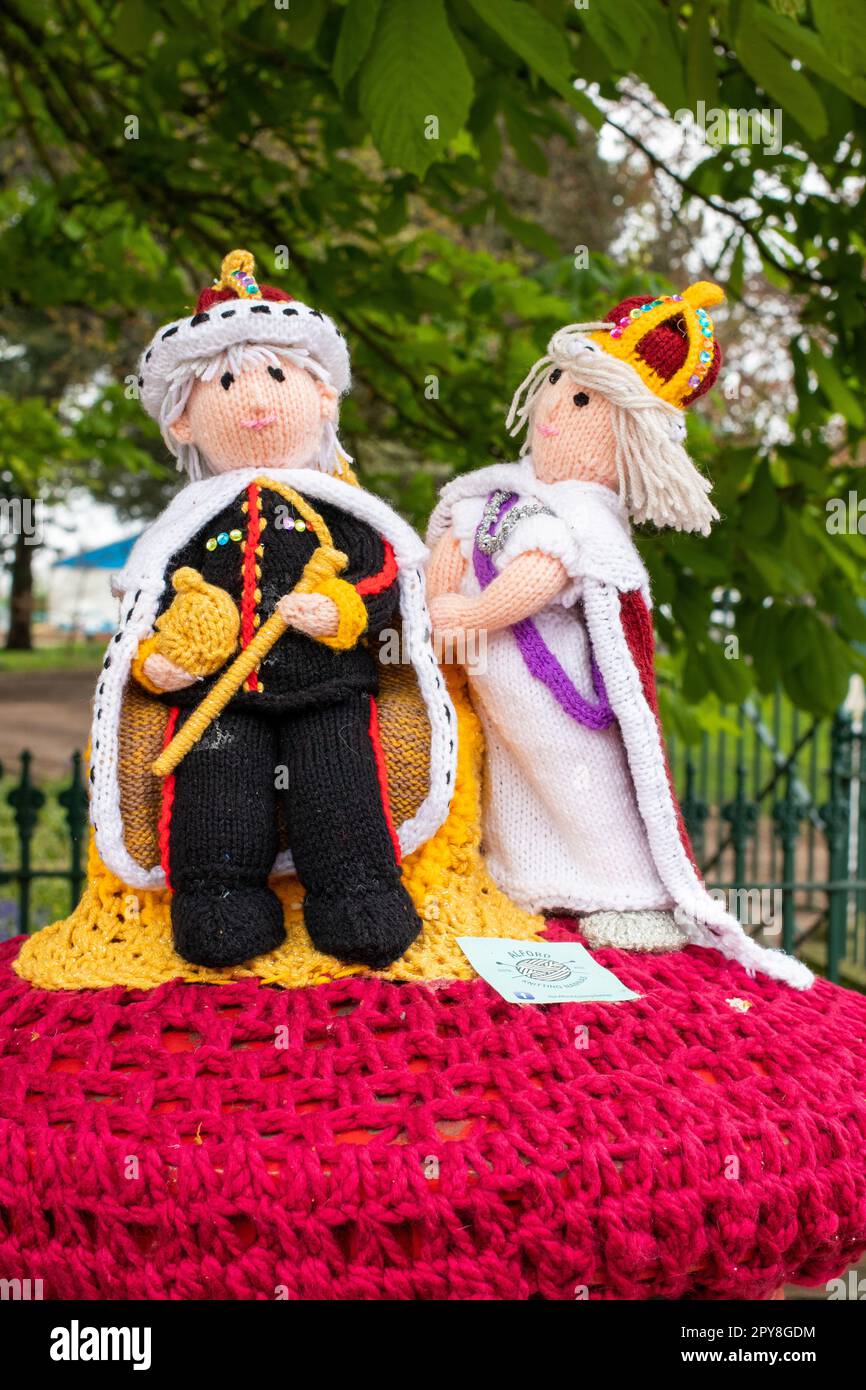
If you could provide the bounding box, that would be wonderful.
[13,672,545,992]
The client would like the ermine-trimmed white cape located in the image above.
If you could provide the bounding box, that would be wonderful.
[92,467,456,890]
[428,461,812,989]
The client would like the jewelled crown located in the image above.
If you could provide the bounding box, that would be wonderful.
[591,281,724,409]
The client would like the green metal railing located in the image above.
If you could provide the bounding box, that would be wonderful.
[669,698,866,986]
[1,697,865,984]
[0,751,88,936]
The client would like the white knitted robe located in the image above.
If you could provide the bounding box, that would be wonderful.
[428,461,812,989]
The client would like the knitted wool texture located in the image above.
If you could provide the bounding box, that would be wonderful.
[581,909,687,953]
[428,469,811,989]
[2,926,864,1300]
[166,358,339,483]
[138,260,350,425]
[508,350,717,536]
[91,466,457,890]
[502,282,726,536]
[603,294,722,404]
[597,283,723,407]
[146,566,241,677]
[13,672,547,992]
[431,549,568,637]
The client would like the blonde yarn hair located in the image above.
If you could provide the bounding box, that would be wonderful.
[506,325,719,536]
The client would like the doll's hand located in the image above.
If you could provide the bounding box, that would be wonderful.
[141,652,198,692]
[430,594,483,666]
[278,591,340,639]
[429,593,482,634]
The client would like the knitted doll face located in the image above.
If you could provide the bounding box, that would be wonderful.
[530,369,618,488]
[169,358,337,473]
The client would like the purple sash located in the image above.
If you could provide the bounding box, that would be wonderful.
[472,491,615,731]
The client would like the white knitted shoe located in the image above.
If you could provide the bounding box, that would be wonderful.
[581,909,687,954]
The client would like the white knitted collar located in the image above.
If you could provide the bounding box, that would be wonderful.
[115,465,428,602]
[428,458,649,597]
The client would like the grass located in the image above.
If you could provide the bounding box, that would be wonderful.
[0,644,104,674]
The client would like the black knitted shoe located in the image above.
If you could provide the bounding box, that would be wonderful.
[303,881,422,969]
[172,885,286,967]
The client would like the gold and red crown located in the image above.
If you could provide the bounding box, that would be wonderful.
[591,281,724,410]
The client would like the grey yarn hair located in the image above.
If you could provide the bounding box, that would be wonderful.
[158,342,344,482]
[506,324,718,536]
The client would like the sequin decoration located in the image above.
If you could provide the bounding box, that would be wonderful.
[206,530,243,552]
[230,268,260,298]
[279,514,312,534]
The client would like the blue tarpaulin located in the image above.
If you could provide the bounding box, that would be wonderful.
[54,535,141,570]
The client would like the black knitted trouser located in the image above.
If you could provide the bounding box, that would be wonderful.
[167,694,402,897]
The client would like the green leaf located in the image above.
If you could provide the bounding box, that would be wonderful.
[823,583,866,644]
[811,0,866,72]
[758,6,866,104]
[686,0,719,109]
[684,638,752,705]
[493,197,560,257]
[634,8,688,116]
[333,0,382,94]
[581,0,655,69]
[741,458,779,539]
[467,0,573,98]
[503,101,548,174]
[61,214,86,242]
[735,12,828,140]
[807,341,865,427]
[568,86,605,130]
[376,184,408,236]
[112,0,158,52]
[358,0,474,176]
[805,512,866,588]
[743,605,785,693]
[782,611,852,715]
[747,544,811,598]
[285,0,328,49]
[728,235,745,298]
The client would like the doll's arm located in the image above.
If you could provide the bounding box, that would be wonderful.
[430,550,569,638]
[352,538,399,637]
[426,531,467,600]
[279,526,398,650]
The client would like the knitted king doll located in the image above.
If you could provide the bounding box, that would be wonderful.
[427,282,811,989]
[83,250,458,972]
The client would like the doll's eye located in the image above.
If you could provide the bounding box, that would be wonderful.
[573,391,590,408]
[220,372,234,391]
[549,368,562,384]
[268,366,286,382]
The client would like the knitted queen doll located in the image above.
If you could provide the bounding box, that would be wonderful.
[84,251,457,972]
[427,282,811,989]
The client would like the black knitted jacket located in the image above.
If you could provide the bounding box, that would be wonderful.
[155,480,399,711]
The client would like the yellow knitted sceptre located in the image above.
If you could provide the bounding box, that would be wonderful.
[152,489,347,778]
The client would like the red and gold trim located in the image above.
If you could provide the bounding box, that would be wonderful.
[157,706,181,888]
[356,539,397,597]
[239,482,264,691]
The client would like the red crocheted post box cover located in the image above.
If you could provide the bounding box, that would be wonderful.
[0,931,865,1301]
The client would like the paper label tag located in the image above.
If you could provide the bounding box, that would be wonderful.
[457,938,640,1005]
